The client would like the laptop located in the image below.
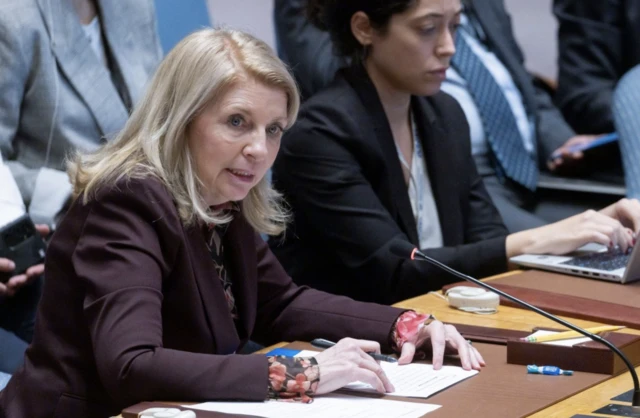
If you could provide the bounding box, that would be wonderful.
[510,242,640,284]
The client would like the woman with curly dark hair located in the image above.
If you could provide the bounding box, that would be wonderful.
[270,0,640,304]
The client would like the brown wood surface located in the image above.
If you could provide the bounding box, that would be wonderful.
[494,270,640,308]
[280,340,608,418]
[443,270,640,329]
[120,270,640,417]
[395,270,640,417]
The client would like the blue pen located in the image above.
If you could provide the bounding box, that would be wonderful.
[527,365,573,376]
[550,132,619,160]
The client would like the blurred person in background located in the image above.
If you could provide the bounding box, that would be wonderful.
[270,0,640,304]
[554,0,640,136]
[0,0,161,389]
[554,0,640,198]
[0,156,47,386]
[275,0,619,232]
[0,0,162,227]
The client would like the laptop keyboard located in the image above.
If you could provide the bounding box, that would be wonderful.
[560,250,630,271]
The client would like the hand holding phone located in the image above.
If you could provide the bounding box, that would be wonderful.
[0,215,47,286]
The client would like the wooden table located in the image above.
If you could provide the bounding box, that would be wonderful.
[120,270,639,417]
[394,270,640,417]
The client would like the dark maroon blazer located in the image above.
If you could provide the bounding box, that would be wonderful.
[0,176,403,418]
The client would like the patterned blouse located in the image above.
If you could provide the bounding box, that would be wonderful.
[204,204,432,403]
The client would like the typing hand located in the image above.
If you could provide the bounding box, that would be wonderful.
[397,320,485,371]
[313,338,395,394]
[523,210,633,256]
[0,224,49,297]
[600,198,640,235]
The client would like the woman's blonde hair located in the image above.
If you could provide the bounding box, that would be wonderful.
[68,28,300,235]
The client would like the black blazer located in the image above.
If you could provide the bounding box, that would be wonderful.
[554,0,640,134]
[274,0,575,163]
[270,67,509,304]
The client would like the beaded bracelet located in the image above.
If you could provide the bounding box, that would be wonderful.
[390,311,436,353]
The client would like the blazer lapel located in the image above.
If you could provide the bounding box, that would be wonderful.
[412,98,459,247]
[184,224,240,354]
[36,0,129,138]
[97,0,147,106]
[342,67,420,245]
[221,218,257,342]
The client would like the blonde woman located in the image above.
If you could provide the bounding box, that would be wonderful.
[0,29,483,418]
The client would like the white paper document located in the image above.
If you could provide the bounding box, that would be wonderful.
[294,350,478,398]
[188,394,440,418]
[343,362,477,398]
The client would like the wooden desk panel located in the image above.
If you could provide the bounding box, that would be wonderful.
[427,343,606,418]
[394,270,640,417]
[276,340,609,418]
[395,271,640,336]
[119,271,640,417]
[444,270,640,329]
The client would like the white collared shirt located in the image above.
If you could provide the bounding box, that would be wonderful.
[82,16,108,67]
[396,113,444,250]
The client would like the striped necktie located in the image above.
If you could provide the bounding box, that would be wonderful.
[451,25,538,191]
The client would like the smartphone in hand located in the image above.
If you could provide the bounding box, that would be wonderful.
[0,215,47,283]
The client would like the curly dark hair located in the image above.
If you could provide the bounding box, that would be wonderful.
[306,0,417,61]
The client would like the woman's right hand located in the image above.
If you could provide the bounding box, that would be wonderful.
[313,338,395,395]
[508,209,634,257]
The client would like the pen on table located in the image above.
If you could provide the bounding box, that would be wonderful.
[310,338,398,363]
[527,365,573,376]
[521,325,626,343]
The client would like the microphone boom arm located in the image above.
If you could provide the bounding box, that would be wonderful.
[409,247,640,407]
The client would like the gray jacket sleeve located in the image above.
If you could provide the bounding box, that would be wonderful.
[0,10,33,199]
[509,2,574,161]
[554,0,624,134]
[273,0,347,99]
[496,1,575,164]
[486,0,575,162]
[0,13,71,226]
[533,80,577,163]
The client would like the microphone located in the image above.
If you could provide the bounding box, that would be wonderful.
[389,238,640,407]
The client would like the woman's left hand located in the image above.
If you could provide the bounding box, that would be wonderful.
[600,198,640,234]
[0,224,49,297]
[398,320,485,371]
